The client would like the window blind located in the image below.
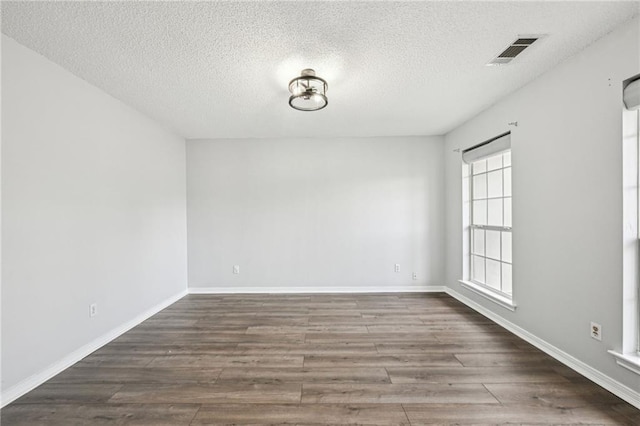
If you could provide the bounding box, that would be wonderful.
[624,76,640,111]
[462,132,511,164]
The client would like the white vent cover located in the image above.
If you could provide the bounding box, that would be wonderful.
[487,36,544,66]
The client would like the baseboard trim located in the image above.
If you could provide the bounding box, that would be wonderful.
[445,287,640,410]
[188,285,446,294]
[0,289,188,408]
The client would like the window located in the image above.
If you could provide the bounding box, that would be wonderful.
[460,132,514,308]
[469,151,512,297]
[610,75,640,373]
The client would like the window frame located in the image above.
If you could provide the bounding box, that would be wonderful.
[609,79,640,374]
[468,152,513,299]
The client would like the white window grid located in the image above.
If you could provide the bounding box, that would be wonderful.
[470,151,512,297]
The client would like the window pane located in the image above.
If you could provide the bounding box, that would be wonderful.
[473,174,487,200]
[503,151,511,167]
[466,149,511,299]
[487,155,502,171]
[472,255,485,283]
[473,160,487,175]
[473,229,485,255]
[502,263,512,295]
[503,198,512,227]
[486,230,500,260]
[503,167,512,197]
[501,232,512,263]
[487,170,502,198]
[486,259,501,290]
[487,199,503,226]
[473,200,487,225]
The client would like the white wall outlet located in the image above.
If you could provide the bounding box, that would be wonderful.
[590,322,602,341]
[233,265,240,274]
[394,264,400,273]
[89,303,97,318]
[412,272,417,280]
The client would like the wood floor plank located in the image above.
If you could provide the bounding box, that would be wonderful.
[368,323,506,333]
[109,383,302,404]
[48,366,222,384]
[386,367,570,384]
[146,354,304,368]
[433,330,521,343]
[484,382,627,408]
[196,317,310,326]
[261,302,359,309]
[312,316,427,326]
[375,341,522,354]
[191,403,410,425]
[303,354,462,368]
[234,343,378,355]
[304,332,439,343]
[613,403,640,424]
[125,326,250,334]
[403,403,636,425]
[135,319,198,328]
[454,352,559,367]
[417,310,492,319]
[216,367,391,384]
[11,384,124,404]
[74,354,156,368]
[246,325,369,334]
[306,316,371,325]
[301,383,499,404]
[113,332,306,344]
[0,403,200,426]
[306,309,364,317]
[91,342,239,356]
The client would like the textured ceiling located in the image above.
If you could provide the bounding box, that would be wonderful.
[2,1,638,139]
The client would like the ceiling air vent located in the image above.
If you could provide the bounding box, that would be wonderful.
[487,36,543,66]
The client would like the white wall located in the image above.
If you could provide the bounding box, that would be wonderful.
[1,36,188,400]
[444,17,640,392]
[187,136,444,292]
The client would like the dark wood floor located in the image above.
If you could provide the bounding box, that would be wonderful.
[2,293,639,425]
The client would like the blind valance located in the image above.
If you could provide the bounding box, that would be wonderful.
[462,132,511,164]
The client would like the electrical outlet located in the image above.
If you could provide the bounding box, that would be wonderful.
[89,303,97,318]
[412,272,417,280]
[394,264,400,273]
[590,322,602,341]
[233,265,240,274]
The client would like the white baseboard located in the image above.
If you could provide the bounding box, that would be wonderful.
[445,287,640,410]
[188,285,446,294]
[0,289,188,408]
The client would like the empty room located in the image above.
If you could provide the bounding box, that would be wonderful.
[2,1,640,424]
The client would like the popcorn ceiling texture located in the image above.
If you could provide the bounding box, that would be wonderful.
[1,1,637,139]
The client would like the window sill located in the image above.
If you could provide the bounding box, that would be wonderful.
[458,280,517,312]
[608,351,640,375]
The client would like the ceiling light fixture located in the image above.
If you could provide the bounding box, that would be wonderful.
[288,69,328,111]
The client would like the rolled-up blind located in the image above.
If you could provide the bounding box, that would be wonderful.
[624,77,640,111]
[462,132,511,164]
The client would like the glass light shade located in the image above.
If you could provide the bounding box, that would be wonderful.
[288,69,328,111]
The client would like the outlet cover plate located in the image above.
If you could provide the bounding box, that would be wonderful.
[590,322,602,341]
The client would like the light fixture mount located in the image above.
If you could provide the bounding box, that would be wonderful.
[288,68,328,111]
